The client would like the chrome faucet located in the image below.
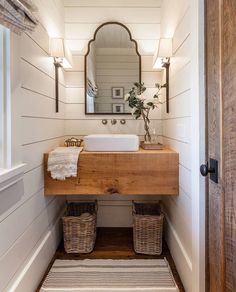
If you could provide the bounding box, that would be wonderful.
[111,119,117,125]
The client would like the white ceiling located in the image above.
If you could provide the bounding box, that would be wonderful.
[63,0,162,7]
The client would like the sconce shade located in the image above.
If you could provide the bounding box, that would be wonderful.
[157,38,172,58]
[153,38,172,69]
[50,38,64,58]
[50,38,73,69]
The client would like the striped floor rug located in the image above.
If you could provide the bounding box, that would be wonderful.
[40,258,179,292]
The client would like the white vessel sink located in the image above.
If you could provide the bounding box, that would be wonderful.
[84,134,139,152]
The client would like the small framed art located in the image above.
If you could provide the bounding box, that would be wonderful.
[112,87,124,99]
[112,103,124,113]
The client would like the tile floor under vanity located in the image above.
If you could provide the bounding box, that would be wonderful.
[37,228,185,292]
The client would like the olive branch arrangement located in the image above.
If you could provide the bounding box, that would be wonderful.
[124,82,161,142]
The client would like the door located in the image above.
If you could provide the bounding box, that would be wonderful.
[204,1,236,291]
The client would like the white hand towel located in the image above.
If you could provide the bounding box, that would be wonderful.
[47,147,83,180]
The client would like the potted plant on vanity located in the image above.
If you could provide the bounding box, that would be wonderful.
[124,82,163,149]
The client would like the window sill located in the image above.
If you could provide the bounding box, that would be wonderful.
[0,164,26,192]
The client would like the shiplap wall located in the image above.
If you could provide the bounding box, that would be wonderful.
[95,48,139,113]
[64,0,163,226]
[160,1,194,291]
[64,0,162,137]
[0,2,66,291]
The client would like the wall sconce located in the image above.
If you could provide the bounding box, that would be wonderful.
[153,38,172,113]
[50,38,72,112]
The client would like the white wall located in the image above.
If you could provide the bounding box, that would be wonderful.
[161,1,205,292]
[0,1,66,291]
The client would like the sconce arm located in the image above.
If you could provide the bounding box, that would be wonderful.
[53,58,63,113]
[161,58,170,113]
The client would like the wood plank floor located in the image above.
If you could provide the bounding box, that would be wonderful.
[37,228,185,291]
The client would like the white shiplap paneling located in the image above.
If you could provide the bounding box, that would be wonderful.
[65,1,161,56]
[0,2,66,290]
[0,197,64,292]
[65,7,161,24]
[22,137,65,173]
[65,23,160,40]
[65,119,162,137]
[161,2,196,291]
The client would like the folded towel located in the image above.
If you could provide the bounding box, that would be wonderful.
[80,212,92,218]
[47,147,83,181]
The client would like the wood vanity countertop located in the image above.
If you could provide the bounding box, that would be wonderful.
[79,147,176,154]
[44,147,179,196]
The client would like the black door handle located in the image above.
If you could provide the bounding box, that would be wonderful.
[200,162,215,176]
[200,159,218,183]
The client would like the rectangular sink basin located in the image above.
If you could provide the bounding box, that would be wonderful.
[84,134,139,152]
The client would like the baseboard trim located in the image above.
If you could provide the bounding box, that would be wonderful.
[6,206,65,292]
[164,213,192,292]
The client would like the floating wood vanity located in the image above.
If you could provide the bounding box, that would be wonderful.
[44,148,179,196]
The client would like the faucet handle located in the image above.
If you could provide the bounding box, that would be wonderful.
[120,119,126,125]
[102,119,108,125]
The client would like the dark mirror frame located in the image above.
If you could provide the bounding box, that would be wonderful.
[84,21,142,115]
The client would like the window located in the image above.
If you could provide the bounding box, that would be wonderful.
[0,25,11,170]
[0,25,25,186]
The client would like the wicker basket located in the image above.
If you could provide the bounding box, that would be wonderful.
[62,201,97,253]
[64,137,83,147]
[133,202,164,255]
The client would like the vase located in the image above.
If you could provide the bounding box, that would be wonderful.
[141,112,151,143]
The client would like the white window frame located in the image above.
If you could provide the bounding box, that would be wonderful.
[0,25,25,188]
[0,25,11,170]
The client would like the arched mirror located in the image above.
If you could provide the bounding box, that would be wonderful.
[85,22,141,114]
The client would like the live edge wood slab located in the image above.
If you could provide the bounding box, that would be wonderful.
[44,148,179,196]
